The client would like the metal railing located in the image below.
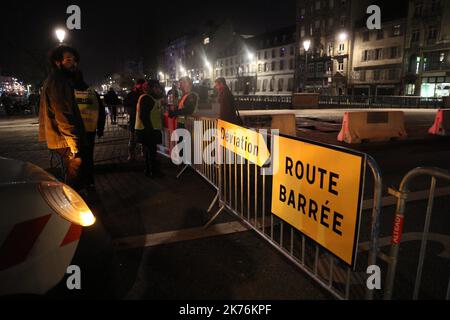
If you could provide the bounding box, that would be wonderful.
[175,116,384,300]
[384,167,450,300]
[319,95,444,109]
[234,95,292,110]
[233,94,444,110]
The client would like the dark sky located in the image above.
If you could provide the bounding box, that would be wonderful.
[0,0,296,85]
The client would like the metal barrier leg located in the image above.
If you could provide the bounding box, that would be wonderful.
[207,191,219,213]
[176,164,190,179]
[204,205,225,229]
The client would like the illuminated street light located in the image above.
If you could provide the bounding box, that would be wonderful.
[338,32,348,41]
[303,40,311,52]
[247,52,255,61]
[55,28,66,44]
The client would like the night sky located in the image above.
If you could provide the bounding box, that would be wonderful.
[0,0,296,85]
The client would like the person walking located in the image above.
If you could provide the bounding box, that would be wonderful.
[73,70,106,189]
[135,80,165,178]
[215,77,242,125]
[38,45,87,191]
[104,87,121,124]
[124,79,146,161]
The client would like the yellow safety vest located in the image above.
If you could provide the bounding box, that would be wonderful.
[177,92,199,125]
[135,94,163,130]
[75,88,99,133]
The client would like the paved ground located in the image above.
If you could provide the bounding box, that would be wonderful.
[0,111,449,300]
[0,115,332,300]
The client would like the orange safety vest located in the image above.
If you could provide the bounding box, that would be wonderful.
[177,92,198,124]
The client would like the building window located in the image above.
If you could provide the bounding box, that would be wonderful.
[363,31,370,42]
[264,63,269,72]
[290,46,294,55]
[362,50,369,61]
[315,20,320,29]
[272,61,276,71]
[264,51,268,59]
[258,64,263,73]
[327,43,333,56]
[270,78,275,91]
[278,78,284,91]
[257,52,261,60]
[329,0,334,8]
[389,47,398,59]
[280,60,285,70]
[204,37,210,45]
[308,63,315,74]
[280,47,286,57]
[388,69,398,80]
[288,78,294,91]
[411,30,420,44]
[414,2,423,17]
[257,80,261,91]
[377,29,384,40]
[338,61,344,72]
[340,16,346,27]
[289,59,294,70]
[262,79,268,91]
[373,70,380,80]
[301,26,306,38]
[328,18,334,29]
[360,70,366,81]
[314,63,322,74]
[392,25,401,36]
[374,48,382,60]
[272,49,276,58]
[315,0,321,10]
[428,26,438,41]
[338,43,345,53]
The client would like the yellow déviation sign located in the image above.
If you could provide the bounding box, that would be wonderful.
[271,136,366,268]
[217,120,270,167]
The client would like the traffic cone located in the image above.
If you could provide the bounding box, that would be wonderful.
[429,109,450,136]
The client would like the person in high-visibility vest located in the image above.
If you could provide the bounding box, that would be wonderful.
[168,76,199,128]
[74,70,106,188]
[135,80,165,178]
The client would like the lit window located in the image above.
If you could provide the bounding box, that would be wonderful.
[204,37,210,45]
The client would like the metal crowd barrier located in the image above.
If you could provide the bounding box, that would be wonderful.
[94,106,130,164]
[384,167,450,300]
[173,116,384,300]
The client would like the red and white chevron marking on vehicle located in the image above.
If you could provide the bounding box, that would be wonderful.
[0,158,93,296]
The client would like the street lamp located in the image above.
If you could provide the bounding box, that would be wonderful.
[55,28,66,44]
[338,32,348,42]
[303,40,311,91]
[247,52,258,94]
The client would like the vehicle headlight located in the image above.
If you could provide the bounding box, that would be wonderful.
[39,182,96,227]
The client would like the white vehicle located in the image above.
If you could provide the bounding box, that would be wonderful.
[0,157,96,296]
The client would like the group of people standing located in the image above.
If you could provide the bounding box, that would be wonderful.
[38,45,240,193]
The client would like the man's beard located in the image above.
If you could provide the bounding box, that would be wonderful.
[61,66,77,79]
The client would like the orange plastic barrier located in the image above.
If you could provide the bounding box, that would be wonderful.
[338,111,407,144]
[428,109,450,136]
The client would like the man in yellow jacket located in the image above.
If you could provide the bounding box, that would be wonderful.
[135,80,164,178]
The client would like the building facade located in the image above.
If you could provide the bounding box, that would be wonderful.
[403,0,450,97]
[158,21,235,89]
[215,26,296,96]
[350,19,407,96]
[295,0,371,95]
